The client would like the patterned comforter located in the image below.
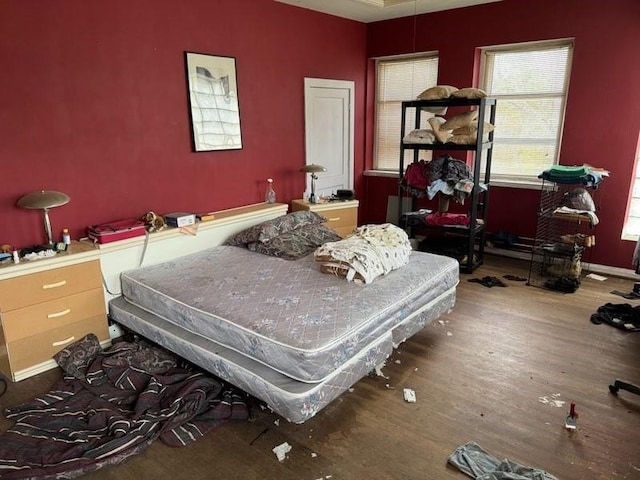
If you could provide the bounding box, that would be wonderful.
[0,335,248,479]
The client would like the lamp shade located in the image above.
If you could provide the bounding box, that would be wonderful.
[300,164,326,204]
[299,164,327,174]
[17,190,70,245]
[17,190,70,210]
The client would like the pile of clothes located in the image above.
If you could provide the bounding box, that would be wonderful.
[314,223,412,284]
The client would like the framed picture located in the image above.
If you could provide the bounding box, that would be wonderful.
[184,52,243,152]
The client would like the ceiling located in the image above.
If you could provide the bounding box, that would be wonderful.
[274,0,502,23]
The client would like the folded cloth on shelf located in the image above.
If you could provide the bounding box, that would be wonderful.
[425,212,471,227]
[315,223,412,284]
[538,165,604,187]
[552,206,599,225]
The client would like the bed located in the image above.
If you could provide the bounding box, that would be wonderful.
[108,211,459,423]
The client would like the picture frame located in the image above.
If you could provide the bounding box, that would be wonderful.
[184,52,243,152]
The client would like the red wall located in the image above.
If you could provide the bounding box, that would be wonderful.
[0,0,367,249]
[365,0,640,269]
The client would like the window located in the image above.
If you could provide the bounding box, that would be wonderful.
[374,54,438,171]
[622,140,640,240]
[480,40,573,184]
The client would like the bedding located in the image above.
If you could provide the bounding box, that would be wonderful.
[314,223,412,284]
[110,245,459,422]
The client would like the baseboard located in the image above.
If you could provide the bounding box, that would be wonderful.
[485,246,637,281]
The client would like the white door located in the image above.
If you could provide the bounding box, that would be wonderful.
[304,78,354,199]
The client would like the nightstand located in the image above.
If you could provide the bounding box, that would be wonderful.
[0,242,110,381]
[291,199,359,237]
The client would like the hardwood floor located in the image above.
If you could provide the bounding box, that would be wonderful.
[1,254,639,479]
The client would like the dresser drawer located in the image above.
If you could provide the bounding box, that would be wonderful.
[323,207,357,230]
[6,315,109,372]
[2,288,105,342]
[0,260,102,311]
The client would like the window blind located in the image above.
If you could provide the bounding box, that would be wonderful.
[481,41,573,181]
[374,55,438,171]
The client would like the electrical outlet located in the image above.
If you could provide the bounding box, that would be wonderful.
[108,323,123,339]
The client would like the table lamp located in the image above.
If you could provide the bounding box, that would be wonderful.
[300,164,326,204]
[17,190,70,246]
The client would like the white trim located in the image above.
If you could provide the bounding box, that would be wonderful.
[364,169,400,178]
[486,247,638,281]
[304,77,355,190]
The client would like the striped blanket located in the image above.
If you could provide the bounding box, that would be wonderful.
[0,335,248,479]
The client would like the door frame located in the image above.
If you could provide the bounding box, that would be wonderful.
[304,77,355,192]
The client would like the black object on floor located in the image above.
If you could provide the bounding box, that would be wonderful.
[503,274,527,282]
[544,276,580,293]
[609,379,640,397]
[468,276,507,288]
[590,303,640,331]
[610,290,640,300]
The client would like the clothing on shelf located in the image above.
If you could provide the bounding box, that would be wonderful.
[538,164,606,188]
[400,155,476,207]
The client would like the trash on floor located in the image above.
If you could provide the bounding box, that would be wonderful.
[538,393,565,407]
[564,402,578,430]
[586,273,607,281]
[403,388,417,403]
[272,442,292,462]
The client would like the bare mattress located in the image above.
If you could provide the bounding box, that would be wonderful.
[109,245,458,422]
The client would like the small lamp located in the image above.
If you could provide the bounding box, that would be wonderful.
[300,164,326,204]
[17,190,70,246]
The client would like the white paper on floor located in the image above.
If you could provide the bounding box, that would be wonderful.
[272,442,292,462]
[538,393,565,407]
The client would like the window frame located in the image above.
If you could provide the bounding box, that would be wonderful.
[622,138,640,241]
[478,39,574,188]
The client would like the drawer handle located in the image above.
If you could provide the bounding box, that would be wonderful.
[52,336,75,347]
[48,308,71,319]
[327,217,341,221]
[42,280,67,290]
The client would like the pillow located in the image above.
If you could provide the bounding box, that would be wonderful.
[417,85,458,100]
[257,210,326,243]
[224,223,263,246]
[403,129,436,144]
[451,122,494,136]
[428,117,453,143]
[450,87,487,99]
[53,333,102,380]
[224,211,326,246]
[448,132,491,145]
[441,110,479,131]
[248,223,342,260]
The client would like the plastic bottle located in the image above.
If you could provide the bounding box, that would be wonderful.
[12,249,19,264]
[62,228,71,245]
[265,178,276,204]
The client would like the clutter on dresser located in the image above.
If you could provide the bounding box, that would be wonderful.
[87,219,147,244]
[164,212,196,228]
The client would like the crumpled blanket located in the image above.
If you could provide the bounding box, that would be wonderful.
[314,223,412,284]
[448,441,558,480]
[0,334,249,480]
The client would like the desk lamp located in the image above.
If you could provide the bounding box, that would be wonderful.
[17,190,70,246]
[300,164,326,204]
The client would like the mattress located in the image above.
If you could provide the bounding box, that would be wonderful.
[119,246,459,383]
[109,285,456,423]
